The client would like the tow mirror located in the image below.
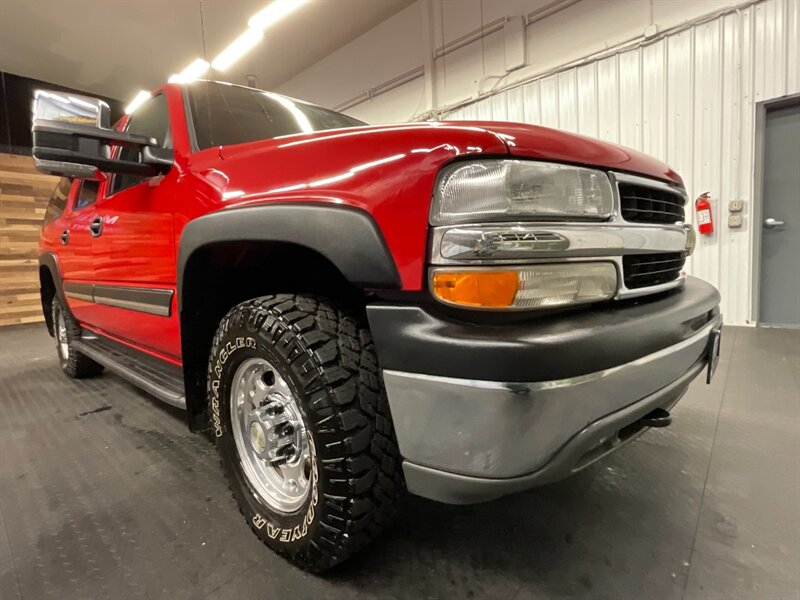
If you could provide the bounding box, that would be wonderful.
[31,90,172,180]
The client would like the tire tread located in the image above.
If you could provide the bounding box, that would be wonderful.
[209,293,403,572]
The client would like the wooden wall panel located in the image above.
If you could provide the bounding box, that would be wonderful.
[0,153,59,326]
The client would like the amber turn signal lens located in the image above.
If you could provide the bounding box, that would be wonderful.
[432,271,519,308]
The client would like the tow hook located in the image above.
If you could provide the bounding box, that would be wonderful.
[639,407,672,428]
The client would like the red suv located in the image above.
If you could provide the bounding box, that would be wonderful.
[34,81,721,571]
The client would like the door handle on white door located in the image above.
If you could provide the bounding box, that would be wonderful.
[764,217,785,229]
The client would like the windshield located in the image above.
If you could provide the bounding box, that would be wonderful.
[186,82,366,150]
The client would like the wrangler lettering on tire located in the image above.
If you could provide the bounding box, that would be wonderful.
[208,294,403,572]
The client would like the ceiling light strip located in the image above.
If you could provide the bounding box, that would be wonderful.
[151,0,310,102]
[248,0,308,31]
[211,28,264,72]
[169,58,210,83]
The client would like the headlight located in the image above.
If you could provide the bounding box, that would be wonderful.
[431,159,614,225]
[430,263,618,310]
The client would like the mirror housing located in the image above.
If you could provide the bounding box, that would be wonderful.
[31,90,172,180]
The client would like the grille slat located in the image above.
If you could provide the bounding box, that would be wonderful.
[623,196,685,207]
[623,252,686,289]
[625,208,681,223]
[627,265,683,278]
[628,257,685,267]
[619,182,686,224]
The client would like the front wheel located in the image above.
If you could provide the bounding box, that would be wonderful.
[208,294,403,572]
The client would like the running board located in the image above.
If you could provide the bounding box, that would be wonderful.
[72,333,186,409]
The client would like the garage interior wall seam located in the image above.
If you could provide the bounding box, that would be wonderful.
[334,0,756,117]
[425,0,764,119]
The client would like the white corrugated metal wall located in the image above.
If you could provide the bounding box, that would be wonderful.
[443,0,799,326]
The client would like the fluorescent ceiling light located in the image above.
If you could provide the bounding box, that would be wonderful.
[125,90,151,114]
[248,0,308,31]
[211,28,264,72]
[169,58,210,83]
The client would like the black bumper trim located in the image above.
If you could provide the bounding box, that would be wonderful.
[367,276,720,383]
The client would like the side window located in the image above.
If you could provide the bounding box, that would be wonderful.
[110,93,171,195]
[43,177,72,225]
[74,180,100,210]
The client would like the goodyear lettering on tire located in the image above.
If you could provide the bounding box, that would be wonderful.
[253,435,319,541]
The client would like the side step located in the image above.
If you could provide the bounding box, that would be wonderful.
[72,333,186,409]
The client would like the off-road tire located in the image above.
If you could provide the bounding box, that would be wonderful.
[51,296,103,378]
[208,294,403,572]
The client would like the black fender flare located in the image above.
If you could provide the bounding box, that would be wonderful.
[38,252,67,334]
[176,203,401,309]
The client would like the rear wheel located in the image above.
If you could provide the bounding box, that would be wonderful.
[208,294,403,572]
[51,296,103,378]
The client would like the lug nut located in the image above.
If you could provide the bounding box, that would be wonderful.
[277,444,294,457]
[270,443,296,465]
[276,423,294,437]
[265,403,284,416]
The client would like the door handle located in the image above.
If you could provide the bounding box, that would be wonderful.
[60,230,69,245]
[89,217,103,237]
[764,217,785,229]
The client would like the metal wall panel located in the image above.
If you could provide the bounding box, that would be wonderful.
[444,0,799,325]
[597,56,621,143]
[577,63,599,139]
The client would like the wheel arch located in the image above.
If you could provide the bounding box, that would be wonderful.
[177,203,401,432]
[39,252,66,336]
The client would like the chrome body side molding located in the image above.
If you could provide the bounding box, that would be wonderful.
[64,282,174,316]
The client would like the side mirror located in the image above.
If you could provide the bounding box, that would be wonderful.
[31,90,172,180]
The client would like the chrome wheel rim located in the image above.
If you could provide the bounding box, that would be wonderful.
[55,308,69,360]
[230,357,311,514]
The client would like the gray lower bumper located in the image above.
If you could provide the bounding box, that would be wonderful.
[383,315,721,504]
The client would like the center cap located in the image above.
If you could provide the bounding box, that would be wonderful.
[249,421,267,454]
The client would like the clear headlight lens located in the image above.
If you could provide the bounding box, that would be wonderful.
[431,262,618,310]
[431,160,614,225]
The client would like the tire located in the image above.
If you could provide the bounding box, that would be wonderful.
[51,296,103,378]
[208,294,403,572]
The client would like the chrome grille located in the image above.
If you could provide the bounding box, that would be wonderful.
[623,252,686,289]
[619,183,686,224]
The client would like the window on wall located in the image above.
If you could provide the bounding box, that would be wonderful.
[110,93,171,195]
[74,180,100,210]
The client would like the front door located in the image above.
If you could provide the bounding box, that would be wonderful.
[58,178,100,323]
[759,100,800,327]
[85,92,181,358]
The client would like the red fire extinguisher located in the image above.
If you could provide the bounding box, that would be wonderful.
[695,192,714,235]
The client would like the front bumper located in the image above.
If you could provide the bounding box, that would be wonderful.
[367,276,721,504]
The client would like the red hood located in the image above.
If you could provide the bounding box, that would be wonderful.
[445,121,683,186]
[218,120,681,185]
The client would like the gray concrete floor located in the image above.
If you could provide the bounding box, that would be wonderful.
[0,323,798,599]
